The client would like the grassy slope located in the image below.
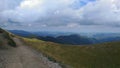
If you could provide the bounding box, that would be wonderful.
[0,28,16,47]
[23,38,120,68]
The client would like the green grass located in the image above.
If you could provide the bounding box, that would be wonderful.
[23,38,120,68]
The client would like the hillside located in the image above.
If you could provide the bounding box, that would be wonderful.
[9,30,120,45]
[0,28,16,47]
[9,30,93,45]
[0,28,62,68]
[1,28,120,68]
[23,38,120,68]
[37,34,93,45]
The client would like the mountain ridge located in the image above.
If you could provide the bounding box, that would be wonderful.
[1,28,120,68]
[9,30,120,45]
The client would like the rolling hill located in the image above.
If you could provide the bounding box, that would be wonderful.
[37,34,93,45]
[9,30,95,45]
[9,30,120,45]
[0,28,62,68]
[23,37,120,68]
[1,28,120,68]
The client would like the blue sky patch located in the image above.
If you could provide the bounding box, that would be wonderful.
[71,0,96,9]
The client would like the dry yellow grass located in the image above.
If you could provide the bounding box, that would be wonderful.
[23,38,120,68]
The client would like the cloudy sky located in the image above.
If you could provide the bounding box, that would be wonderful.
[0,0,120,33]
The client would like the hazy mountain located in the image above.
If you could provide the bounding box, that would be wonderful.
[1,27,120,68]
[9,30,120,45]
[37,34,93,45]
[9,30,94,45]
[9,30,34,37]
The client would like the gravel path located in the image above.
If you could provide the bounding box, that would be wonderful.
[0,38,62,68]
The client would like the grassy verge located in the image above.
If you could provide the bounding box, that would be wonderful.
[0,28,16,47]
[23,38,120,68]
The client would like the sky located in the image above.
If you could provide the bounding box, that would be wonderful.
[0,0,120,33]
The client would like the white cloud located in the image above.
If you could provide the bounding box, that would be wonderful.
[0,0,22,11]
[20,0,43,9]
[1,0,77,23]
[1,0,120,32]
[67,23,80,28]
[78,0,120,25]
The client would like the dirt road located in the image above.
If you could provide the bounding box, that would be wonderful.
[0,38,62,68]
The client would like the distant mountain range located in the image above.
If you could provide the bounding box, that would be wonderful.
[9,30,33,37]
[9,30,120,45]
[37,34,93,45]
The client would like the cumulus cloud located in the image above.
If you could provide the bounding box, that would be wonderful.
[0,0,120,32]
[80,0,120,25]
[1,0,76,23]
[0,0,22,12]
